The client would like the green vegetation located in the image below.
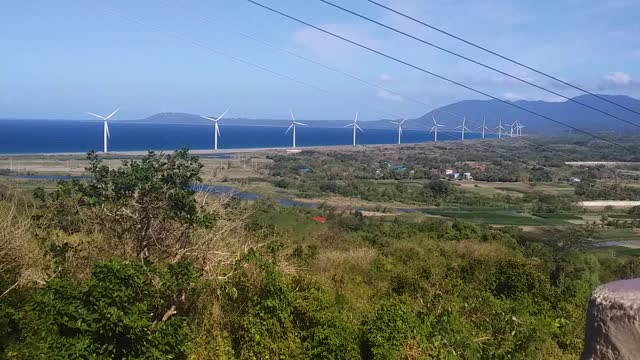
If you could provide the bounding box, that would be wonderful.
[2,148,640,358]
[423,209,569,225]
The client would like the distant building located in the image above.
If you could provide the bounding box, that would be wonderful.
[447,171,473,181]
[312,216,327,223]
[445,169,454,175]
[447,172,461,181]
[569,177,582,183]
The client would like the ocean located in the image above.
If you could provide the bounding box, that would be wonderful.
[0,119,493,154]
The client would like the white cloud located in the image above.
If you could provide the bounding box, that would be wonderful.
[292,23,380,63]
[603,71,633,86]
[503,92,527,101]
[377,89,404,102]
[378,73,393,82]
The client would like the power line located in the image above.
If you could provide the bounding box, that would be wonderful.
[156,0,470,124]
[368,0,640,121]
[77,0,412,124]
[245,0,633,152]
[317,0,640,129]
[57,2,640,200]
[84,1,639,201]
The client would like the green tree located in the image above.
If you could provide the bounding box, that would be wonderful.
[9,261,196,359]
[35,149,214,261]
[426,180,451,198]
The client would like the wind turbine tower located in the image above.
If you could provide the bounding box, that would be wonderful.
[456,117,470,140]
[390,118,408,144]
[87,108,120,153]
[494,120,506,139]
[344,112,363,146]
[516,120,525,137]
[479,117,490,139]
[200,109,229,151]
[509,122,517,137]
[429,115,445,142]
[286,110,308,148]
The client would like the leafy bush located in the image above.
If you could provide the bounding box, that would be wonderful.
[34,149,214,261]
[8,260,197,359]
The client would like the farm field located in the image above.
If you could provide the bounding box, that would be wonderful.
[420,208,570,226]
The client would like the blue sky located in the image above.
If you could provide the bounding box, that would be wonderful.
[2,0,639,120]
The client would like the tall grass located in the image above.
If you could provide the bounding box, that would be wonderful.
[0,200,49,297]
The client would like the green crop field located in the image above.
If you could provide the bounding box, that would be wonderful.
[532,213,583,220]
[421,209,568,225]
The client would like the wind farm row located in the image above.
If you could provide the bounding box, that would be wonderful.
[87,107,528,153]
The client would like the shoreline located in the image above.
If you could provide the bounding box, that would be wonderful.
[0,140,484,157]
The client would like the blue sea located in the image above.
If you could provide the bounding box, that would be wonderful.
[0,119,493,154]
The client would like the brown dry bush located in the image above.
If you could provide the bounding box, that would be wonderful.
[0,201,50,296]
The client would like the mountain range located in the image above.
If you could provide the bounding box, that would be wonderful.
[132,94,640,133]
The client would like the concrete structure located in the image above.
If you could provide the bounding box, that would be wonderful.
[582,278,640,360]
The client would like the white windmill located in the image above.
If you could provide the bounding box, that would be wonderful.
[494,119,506,139]
[87,108,120,153]
[390,118,408,145]
[479,117,490,139]
[455,117,470,140]
[429,115,445,142]
[344,112,363,146]
[509,121,517,137]
[286,110,308,148]
[516,120,525,137]
[200,109,229,151]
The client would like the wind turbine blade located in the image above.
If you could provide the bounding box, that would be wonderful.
[87,112,106,120]
[216,126,221,137]
[390,121,400,125]
[285,124,293,134]
[290,109,296,121]
[355,112,359,122]
[105,122,110,139]
[104,108,120,121]
[216,109,230,121]
[343,123,354,128]
[296,122,308,126]
[356,124,364,132]
[200,115,216,121]
[429,127,434,134]
[432,115,438,126]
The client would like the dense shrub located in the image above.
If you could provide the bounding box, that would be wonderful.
[7,260,196,359]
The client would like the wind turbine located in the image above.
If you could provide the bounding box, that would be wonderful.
[429,115,445,142]
[344,112,363,146]
[286,110,307,148]
[494,120,506,139]
[516,120,525,137]
[509,121,517,137]
[87,108,120,153]
[200,109,229,151]
[390,118,408,144]
[479,116,490,139]
[455,117,470,140]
